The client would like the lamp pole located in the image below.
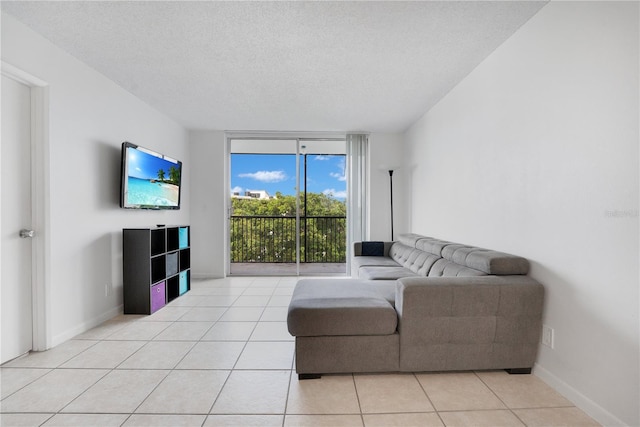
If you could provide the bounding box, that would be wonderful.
[388,169,394,241]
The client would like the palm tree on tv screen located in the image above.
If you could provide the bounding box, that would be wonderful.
[169,166,180,185]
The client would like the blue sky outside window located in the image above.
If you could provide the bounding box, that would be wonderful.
[231,153,346,200]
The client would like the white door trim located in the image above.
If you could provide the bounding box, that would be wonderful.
[1,61,51,351]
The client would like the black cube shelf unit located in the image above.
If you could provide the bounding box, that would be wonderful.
[123,225,191,314]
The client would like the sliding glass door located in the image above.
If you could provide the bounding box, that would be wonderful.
[228,137,346,275]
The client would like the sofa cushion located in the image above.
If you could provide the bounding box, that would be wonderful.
[351,254,406,280]
[288,279,398,337]
[359,266,418,280]
[352,256,401,270]
[363,280,398,304]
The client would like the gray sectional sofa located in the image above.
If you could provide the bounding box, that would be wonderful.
[287,233,544,379]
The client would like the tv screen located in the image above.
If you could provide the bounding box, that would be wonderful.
[120,141,182,209]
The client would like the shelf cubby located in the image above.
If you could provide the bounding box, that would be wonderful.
[179,248,190,271]
[150,229,166,256]
[166,275,180,302]
[151,256,166,284]
[167,227,180,252]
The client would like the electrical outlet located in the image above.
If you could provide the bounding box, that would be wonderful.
[542,325,554,349]
[105,283,111,297]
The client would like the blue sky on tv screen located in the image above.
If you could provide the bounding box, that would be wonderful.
[127,147,179,181]
[231,154,346,199]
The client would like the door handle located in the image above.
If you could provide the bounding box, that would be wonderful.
[19,229,35,238]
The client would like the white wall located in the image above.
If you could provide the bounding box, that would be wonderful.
[189,130,226,278]
[1,13,190,346]
[403,2,639,426]
[369,133,406,241]
[188,132,405,277]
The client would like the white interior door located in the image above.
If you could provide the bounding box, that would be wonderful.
[1,75,34,364]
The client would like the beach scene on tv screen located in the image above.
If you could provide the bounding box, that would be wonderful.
[126,147,180,207]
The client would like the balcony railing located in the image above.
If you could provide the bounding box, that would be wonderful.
[230,215,346,263]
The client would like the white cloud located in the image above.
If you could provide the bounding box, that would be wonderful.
[314,155,330,161]
[323,189,347,199]
[330,172,346,182]
[238,170,287,183]
[231,186,243,194]
[330,157,346,181]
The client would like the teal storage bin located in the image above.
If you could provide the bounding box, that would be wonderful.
[179,271,189,295]
[179,227,189,248]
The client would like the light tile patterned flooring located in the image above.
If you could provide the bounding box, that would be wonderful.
[1,276,600,427]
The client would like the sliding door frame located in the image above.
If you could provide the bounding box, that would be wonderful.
[225,132,346,276]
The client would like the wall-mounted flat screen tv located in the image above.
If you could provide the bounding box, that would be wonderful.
[120,141,182,209]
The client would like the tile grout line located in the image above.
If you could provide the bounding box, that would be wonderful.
[413,372,446,426]
[0,366,53,402]
[472,370,560,425]
[270,275,291,427]
[47,296,219,423]
[351,373,366,426]
[77,312,176,419]
[140,329,199,400]
[472,370,527,425]
[203,276,266,420]
[281,353,296,427]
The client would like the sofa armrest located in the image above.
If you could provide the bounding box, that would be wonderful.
[396,275,544,318]
[353,241,394,257]
[395,276,544,371]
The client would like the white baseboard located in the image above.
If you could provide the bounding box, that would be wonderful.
[51,305,123,348]
[533,363,628,427]
[190,273,224,280]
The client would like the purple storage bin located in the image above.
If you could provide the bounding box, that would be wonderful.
[151,281,166,313]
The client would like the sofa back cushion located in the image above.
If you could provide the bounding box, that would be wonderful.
[387,234,530,278]
[389,242,415,266]
[415,253,441,276]
[389,243,434,277]
[397,233,426,247]
[415,237,451,256]
[428,259,487,277]
[441,245,529,275]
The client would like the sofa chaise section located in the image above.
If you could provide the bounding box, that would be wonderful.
[287,279,399,378]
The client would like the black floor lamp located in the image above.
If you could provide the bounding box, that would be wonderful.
[388,169,395,241]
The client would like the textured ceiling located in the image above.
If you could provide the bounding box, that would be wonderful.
[2,1,547,133]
